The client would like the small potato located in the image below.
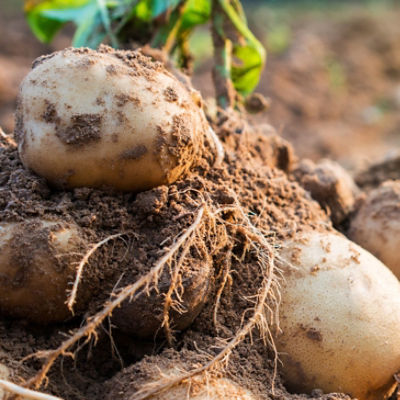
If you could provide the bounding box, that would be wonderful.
[105,350,256,400]
[349,180,400,279]
[0,219,89,323]
[293,159,359,225]
[146,377,256,400]
[276,231,400,399]
[15,46,206,192]
[112,259,211,338]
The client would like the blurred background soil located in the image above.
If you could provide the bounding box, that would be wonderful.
[1,0,400,170]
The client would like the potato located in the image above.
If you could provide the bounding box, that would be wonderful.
[275,230,400,399]
[15,46,206,191]
[105,350,256,400]
[348,180,400,279]
[146,377,256,400]
[355,151,400,191]
[293,159,359,225]
[0,219,89,323]
[112,258,211,338]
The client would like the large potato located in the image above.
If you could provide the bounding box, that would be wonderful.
[15,46,206,191]
[349,180,400,279]
[275,230,400,399]
[0,219,89,323]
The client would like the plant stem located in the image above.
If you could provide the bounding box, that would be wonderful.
[163,1,187,54]
[96,0,119,48]
[211,0,236,110]
[178,34,193,73]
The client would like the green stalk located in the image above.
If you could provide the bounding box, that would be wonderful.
[178,34,193,72]
[96,0,119,47]
[163,1,188,54]
[218,0,265,63]
[211,0,235,109]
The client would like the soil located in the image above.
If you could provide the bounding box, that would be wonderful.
[0,110,334,400]
[0,4,399,400]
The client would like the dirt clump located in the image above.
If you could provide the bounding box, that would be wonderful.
[56,113,102,146]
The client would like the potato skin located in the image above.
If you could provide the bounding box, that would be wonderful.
[105,350,256,400]
[276,231,400,399]
[16,47,205,192]
[112,259,211,338]
[0,220,88,324]
[349,180,400,279]
[146,377,256,400]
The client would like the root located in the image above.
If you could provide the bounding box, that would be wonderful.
[207,126,225,167]
[132,261,275,400]
[0,379,62,400]
[0,127,16,147]
[67,233,124,313]
[200,108,225,168]
[131,194,281,400]
[213,250,232,333]
[161,233,194,345]
[27,174,282,398]
[27,206,205,389]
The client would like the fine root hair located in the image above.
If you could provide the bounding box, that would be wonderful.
[0,379,62,400]
[26,187,282,398]
[130,190,282,399]
[67,233,124,313]
[27,205,206,389]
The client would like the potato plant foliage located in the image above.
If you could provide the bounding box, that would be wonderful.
[24,0,266,101]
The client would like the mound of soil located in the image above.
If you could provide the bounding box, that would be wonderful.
[0,107,347,400]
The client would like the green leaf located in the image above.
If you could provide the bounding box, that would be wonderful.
[231,43,264,95]
[152,0,210,52]
[133,0,152,21]
[71,3,101,46]
[25,0,122,48]
[41,2,95,21]
[151,0,181,18]
[25,0,92,42]
[95,0,119,47]
[26,12,64,42]
[180,0,210,31]
[218,0,266,95]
